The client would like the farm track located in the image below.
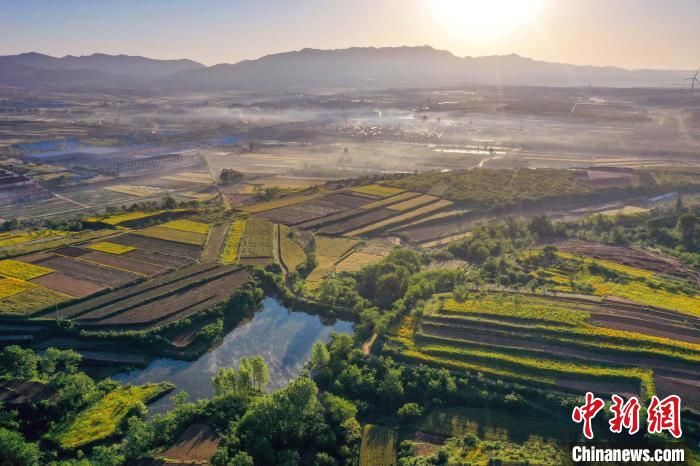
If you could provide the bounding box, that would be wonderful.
[50,263,219,319]
[200,224,228,263]
[76,265,240,322]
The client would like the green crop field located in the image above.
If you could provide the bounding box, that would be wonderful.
[48,383,172,450]
[239,217,275,257]
[350,184,404,198]
[160,219,211,235]
[134,225,207,246]
[0,285,72,315]
[359,424,397,466]
[221,219,247,264]
[279,225,307,271]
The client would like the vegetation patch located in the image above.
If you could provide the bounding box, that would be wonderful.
[239,191,326,213]
[160,219,211,235]
[87,242,137,255]
[0,259,54,280]
[48,383,173,450]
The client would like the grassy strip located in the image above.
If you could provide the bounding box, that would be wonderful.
[160,219,211,235]
[0,285,72,316]
[350,184,404,198]
[48,383,173,450]
[0,277,36,299]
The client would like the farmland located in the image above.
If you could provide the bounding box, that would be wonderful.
[221,218,247,264]
[133,220,210,246]
[0,259,53,280]
[359,424,397,466]
[48,383,173,450]
[239,217,275,260]
[350,184,404,198]
[157,424,220,464]
[279,224,307,272]
[306,236,358,284]
[386,291,700,405]
[87,242,136,255]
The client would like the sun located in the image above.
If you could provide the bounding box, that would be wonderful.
[427,0,543,40]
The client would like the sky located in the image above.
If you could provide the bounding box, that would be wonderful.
[0,0,698,70]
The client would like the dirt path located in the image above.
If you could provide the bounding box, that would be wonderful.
[362,333,378,355]
[201,224,228,263]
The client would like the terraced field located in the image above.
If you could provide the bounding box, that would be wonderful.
[86,242,136,255]
[343,199,453,237]
[134,222,209,246]
[387,293,700,406]
[257,191,372,225]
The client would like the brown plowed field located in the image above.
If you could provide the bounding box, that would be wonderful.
[160,424,220,464]
[589,314,700,344]
[76,265,238,322]
[84,269,250,329]
[79,251,170,277]
[52,263,219,319]
[654,375,700,413]
[32,255,141,288]
[257,192,371,225]
[31,272,104,298]
[109,234,201,260]
[53,246,91,258]
[123,249,193,269]
[200,224,228,263]
[318,208,397,235]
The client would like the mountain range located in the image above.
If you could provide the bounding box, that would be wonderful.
[0,47,692,91]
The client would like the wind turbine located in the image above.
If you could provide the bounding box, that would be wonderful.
[686,68,699,93]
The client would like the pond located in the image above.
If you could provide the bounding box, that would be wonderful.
[113,297,353,414]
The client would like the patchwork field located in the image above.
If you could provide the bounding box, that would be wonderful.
[47,383,172,450]
[200,223,228,263]
[350,184,404,198]
[359,424,397,466]
[257,191,372,225]
[104,184,166,197]
[0,259,53,280]
[84,209,190,228]
[109,234,202,261]
[343,200,453,237]
[239,191,327,214]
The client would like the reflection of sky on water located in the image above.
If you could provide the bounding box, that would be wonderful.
[113,297,353,413]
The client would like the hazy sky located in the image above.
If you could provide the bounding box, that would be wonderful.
[1,0,698,70]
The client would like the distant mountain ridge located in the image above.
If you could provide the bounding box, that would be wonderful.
[0,47,691,90]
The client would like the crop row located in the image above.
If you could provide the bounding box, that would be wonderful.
[239,218,274,257]
[221,219,247,264]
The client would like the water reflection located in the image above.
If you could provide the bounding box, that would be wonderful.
[113,297,353,413]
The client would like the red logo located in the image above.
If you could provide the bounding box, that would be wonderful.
[572,393,682,439]
[572,392,605,440]
[647,395,682,439]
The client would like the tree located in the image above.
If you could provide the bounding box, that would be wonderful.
[397,402,424,422]
[39,347,81,377]
[245,356,270,392]
[678,214,698,250]
[0,346,38,380]
[0,428,41,466]
[220,169,244,185]
[311,341,331,370]
[162,194,177,209]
